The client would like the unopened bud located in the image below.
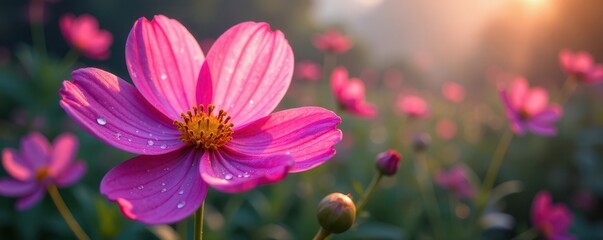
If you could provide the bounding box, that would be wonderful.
[376,149,401,176]
[316,193,356,234]
[412,133,431,152]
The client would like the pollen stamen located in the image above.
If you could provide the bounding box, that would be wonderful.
[173,104,234,149]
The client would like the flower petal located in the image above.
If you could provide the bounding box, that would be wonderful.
[228,107,342,172]
[2,149,32,181]
[49,133,78,176]
[203,22,293,126]
[499,88,525,135]
[20,132,51,169]
[331,66,348,96]
[16,186,45,211]
[200,148,293,193]
[126,15,206,119]
[523,87,549,116]
[100,149,207,224]
[509,77,528,110]
[0,179,37,197]
[60,68,186,155]
[55,161,86,187]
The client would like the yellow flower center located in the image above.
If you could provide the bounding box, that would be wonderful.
[35,167,50,182]
[173,104,234,150]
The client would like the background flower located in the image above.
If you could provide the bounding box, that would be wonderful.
[59,13,113,60]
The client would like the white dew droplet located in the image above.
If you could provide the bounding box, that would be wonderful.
[115,133,122,140]
[161,182,166,186]
[147,140,154,146]
[160,144,167,149]
[243,172,250,178]
[178,190,184,195]
[160,74,167,80]
[96,117,107,126]
[224,174,233,180]
[285,151,290,155]
[160,188,167,193]
[177,201,186,209]
[137,185,144,190]
[249,99,254,105]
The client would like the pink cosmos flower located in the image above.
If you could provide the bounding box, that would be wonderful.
[0,132,86,210]
[59,15,342,224]
[313,30,352,54]
[294,61,322,82]
[396,94,429,118]
[436,119,457,140]
[499,77,562,136]
[531,191,574,240]
[59,13,113,60]
[442,81,465,103]
[559,49,603,85]
[435,165,474,199]
[331,66,376,118]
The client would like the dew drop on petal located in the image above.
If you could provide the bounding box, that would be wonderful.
[160,188,167,193]
[115,132,122,140]
[237,174,242,178]
[96,117,107,126]
[160,74,167,80]
[137,185,144,190]
[128,138,132,142]
[243,172,250,178]
[160,144,167,149]
[178,190,184,195]
[249,100,254,105]
[147,140,154,146]
[224,174,233,180]
[177,201,186,209]
[285,151,290,155]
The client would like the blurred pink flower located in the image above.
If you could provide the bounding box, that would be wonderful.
[60,16,342,224]
[442,81,465,103]
[0,132,86,210]
[435,165,474,199]
[294,61,322,82]
[499,77,562,136]
[331,66,377,118]
[396,95,429,118]
[313,30,352,54]
[59,13,113,60]
[559,49,603,85]
[531,191,574,240]
[436,119,457,140]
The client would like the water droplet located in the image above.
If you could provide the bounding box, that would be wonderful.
[237,174,242,178]
[160,188,167,193]
[178,190,184,195]
[148,133,153,137]
[177,201,186,209]
[160,74,167,80]
[243,172,250,178]
[249,100,254,105]
[128,138,132,142]
[137,185,144,190]
[161,182,166,186]
[224,174,233,180]
[147,140,154,146]
[135,130,140,134]
[160,144,167,149]
[285,151,290,155]
[96,117,107,125]
[115,133,122,140]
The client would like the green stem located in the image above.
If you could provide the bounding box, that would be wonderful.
[177,217,188,240]
[46,184,90,240]
[60,48,80,76]
[355,172,383,214]
[511,228,538,240]
[414,151,444,240]
[477,129,514,216]
[194,201,205,240]
[312,227,331,240]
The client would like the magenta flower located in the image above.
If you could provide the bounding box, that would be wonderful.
[59,13,113,60]
[499,77,562,136]
[559,49,603,85]
[331,66,376,118]
[294,61,322,82]
[313,30,352,54]
[435,165,474,199]
[441,81,465,103]
[396,94,429,118]
[59,15,342,224]
[0,132,86,210]
[531,191,574,240]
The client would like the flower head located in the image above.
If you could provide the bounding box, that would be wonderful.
[396,94,429,118]
[499,77,562,136]
[316,192,356,234]
[531,191,574,240]
[559,49,603,85]
[442,81,465,103]
[294,61,322,82]
[59,16,342,224]
[331,66,377,118]
[313,30,352,54]
[375,149,401,176]
[59,13,113,60]
[0,132,86,210]
[435,165,474,199]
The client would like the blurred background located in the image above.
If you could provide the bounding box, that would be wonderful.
[0,0,602,239]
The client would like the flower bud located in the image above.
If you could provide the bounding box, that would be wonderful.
[376,149,401,176]
[316,193,356,234]
[412,132,431,152]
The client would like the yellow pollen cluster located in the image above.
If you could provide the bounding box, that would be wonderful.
[35,167,50,182]
[173,104,234,150]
